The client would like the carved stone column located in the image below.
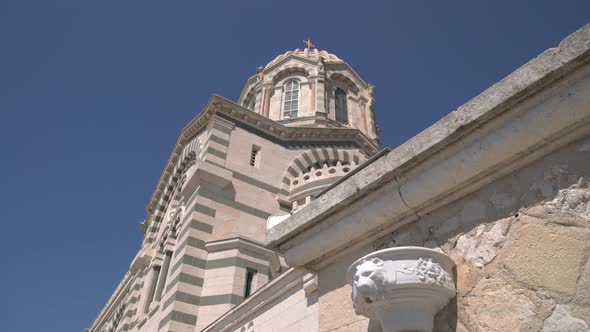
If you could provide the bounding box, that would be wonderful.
[346,247,456,332]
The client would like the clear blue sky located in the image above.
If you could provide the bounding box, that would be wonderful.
[0,1,588,331]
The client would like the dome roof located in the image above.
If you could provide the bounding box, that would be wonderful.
[264,48,343,69]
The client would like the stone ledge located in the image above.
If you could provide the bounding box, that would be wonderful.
[205,236,280,270]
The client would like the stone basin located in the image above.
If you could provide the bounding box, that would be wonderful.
[346,246,456,332]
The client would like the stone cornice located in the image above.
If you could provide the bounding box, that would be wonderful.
[88,270,135,331]
[238,53,369,103]
[325,61,369,90]
[88,252,151,331]
[146,94,380,214]
[205,237,280,269]
[263,53,321,75]
[276,113,343,128]
[238,74,258,103]
[264,52,370,90]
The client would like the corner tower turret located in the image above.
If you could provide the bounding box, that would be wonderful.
[238,42,379,142]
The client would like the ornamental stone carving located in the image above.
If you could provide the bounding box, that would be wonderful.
[346,247,456,332]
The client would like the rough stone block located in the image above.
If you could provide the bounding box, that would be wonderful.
[464,278,535,331]
[574,259,590,306]
[543,304,589,332]
[503,222,586,296]
[454,217,510,268]
[544,177,590,223]
[449,254,481,297]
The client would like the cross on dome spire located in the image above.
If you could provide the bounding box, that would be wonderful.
[303,38,315,49]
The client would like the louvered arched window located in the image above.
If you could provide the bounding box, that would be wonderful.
[335,88,348,124]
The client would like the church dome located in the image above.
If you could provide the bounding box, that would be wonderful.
[238,42,379,143]
[264,47,343,69]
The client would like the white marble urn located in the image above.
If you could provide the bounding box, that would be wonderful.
[346,247,456,332]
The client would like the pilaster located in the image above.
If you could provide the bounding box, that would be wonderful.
[202,116,234,167]
[195,237,279,331]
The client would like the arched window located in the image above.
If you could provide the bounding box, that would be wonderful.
[283,80,299,118]
[335,88,348,124]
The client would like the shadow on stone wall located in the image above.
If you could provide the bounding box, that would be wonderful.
[370,136,590,331]
[367,319,382,332]
[313,137,590,331]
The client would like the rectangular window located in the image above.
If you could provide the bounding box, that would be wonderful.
[244,268,257,298]
[335,88,348,124]
[283,80,299,118]
[250,145,261,167]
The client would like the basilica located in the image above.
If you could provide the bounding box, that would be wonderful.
[88,24,590,332]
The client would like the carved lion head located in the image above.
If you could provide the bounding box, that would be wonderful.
[352,257,387,311]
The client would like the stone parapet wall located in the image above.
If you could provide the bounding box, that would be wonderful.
[316,135,590,331]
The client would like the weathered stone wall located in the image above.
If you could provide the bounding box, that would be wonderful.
[317,135,590,331]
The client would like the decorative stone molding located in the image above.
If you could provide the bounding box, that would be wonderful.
[205,237,281,276]
[346,247,456,332]
[205,237,277,260]
[88,272,136,331]
[289,160,353,197]
[147,94,379,214]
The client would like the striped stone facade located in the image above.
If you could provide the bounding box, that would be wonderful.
[88,103,378,332]
[88,46,380,332]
